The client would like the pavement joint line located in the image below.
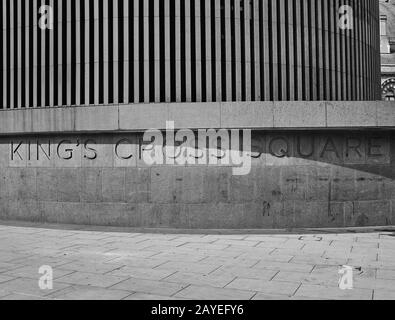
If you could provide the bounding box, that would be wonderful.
[270,271,281,281]
[160,271,178,282]
[249,292,259,300]
[250,260,261,268]
[292,283,303,297]
[102,265,126,276]
[121,292,136,300]
[309,265,318,274]
[101,276,133,290]
[197,256,209,263]
[170,284,191,298]
[207,265,223,276]
[223,277,238,289]
[152,260,171,269]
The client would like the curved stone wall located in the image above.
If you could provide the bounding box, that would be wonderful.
[0,0,380,108]
[0,103,394,230]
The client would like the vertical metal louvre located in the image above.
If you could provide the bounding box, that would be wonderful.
[0,0,381,110]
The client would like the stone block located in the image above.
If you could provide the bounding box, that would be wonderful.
[150,167,179,204]
[254,167,283,202]
[75,106,118,131]
[168,102,221,129]
[326,202,346,228]
[354,167,383,201]
[32,107,76,133]
[229,174,255,202]
[305,166,331,201]
[101,168,126,203]
[273,101,326,128]
[294,201,325,228]
[0,199,9,220]
[42,201,90,225]
[377,101,395,127]
[211,203,247,229]
[125,168,150,203]
[280,166,308,201]
[0,138,9,168]
[220,101,274,128]
[119,103,168,130]
[36,168,58,202]
[0,168,6,200]
[352,201,391,227]
[5,168,36,200]
[87,203,126,227]
[176,167,206,204]
[203,167,230,203]
[380,166,395,200]
[138,203,188,228]
[326,101,377,128]
[272,201,295,229]
[80,169,103,203]
[8,200,42,222]
[0,109,33,134]
[330,167,356,201]
[118,203,142,227]
[186,204,217,229]
[243,202,275,229]
[56,168,82,202]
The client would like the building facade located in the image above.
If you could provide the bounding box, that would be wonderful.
[0,0,380,107]
[380,0,395,100]
[1,0,393,230]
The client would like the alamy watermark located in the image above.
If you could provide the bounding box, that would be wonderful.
[338,5,354,30]
[338,265,354,290]
[37,4,354,31]
[38,265,53,290]
[142,122,252,176]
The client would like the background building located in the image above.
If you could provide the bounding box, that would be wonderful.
[380,0,395,99]
[1,0,393,230]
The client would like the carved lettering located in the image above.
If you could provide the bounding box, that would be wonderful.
[84,140,98,160]
[346,137,362,158]
[269,137,289,158]
[37,141,51,160]
[7,133,390,166]
[297,136,315,158]
[115,139,133,160]
[57,140,74,160]
[320,137,340,159]
[367,137,384,158]
[11,142,24,160]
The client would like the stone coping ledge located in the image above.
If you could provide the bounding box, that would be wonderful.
[0,101,394,135]
[0,220,394,235]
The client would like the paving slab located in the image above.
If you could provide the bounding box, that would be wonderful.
[0,223,394,300]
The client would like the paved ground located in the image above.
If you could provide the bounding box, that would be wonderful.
[0,223,394,300]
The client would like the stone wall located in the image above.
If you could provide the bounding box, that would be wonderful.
[0,130,394,229]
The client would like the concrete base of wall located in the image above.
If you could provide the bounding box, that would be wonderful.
[1,130,395,229]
